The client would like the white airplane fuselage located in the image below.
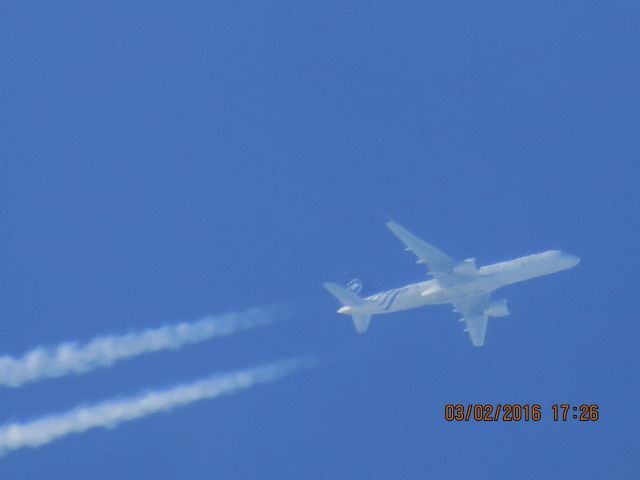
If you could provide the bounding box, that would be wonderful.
[338,250,580,316]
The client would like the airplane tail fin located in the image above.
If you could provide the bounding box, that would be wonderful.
[323,282,372,333]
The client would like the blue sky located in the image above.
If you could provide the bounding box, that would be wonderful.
[1,1,639,477]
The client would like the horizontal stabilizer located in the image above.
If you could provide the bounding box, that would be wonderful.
[323,282,366,307]
[352,314,372,333]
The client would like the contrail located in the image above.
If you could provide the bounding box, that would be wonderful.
[0,358,313,455]
[0,307,277,388]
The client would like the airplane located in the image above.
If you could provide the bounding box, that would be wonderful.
[324,221,580,347]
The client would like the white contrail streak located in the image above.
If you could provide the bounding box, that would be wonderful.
[0,358,312,455]
[0,308,276,388]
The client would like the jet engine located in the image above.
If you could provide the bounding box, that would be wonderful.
[484,299,510,317]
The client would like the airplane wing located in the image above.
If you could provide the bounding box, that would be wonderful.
[461,315,489,347]
[452,293,491,347]
[386,221,455,276]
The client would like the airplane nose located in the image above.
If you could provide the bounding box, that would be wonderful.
[337,306,352,314]
[564,254,580,268]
